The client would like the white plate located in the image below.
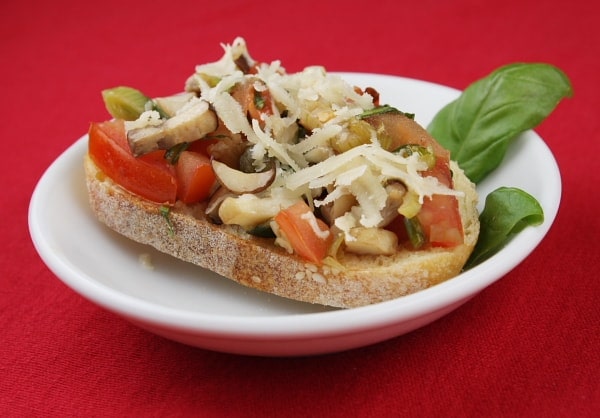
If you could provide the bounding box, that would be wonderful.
[28,73,561,356]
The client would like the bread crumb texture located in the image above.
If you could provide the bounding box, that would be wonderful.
[84,155,479,308]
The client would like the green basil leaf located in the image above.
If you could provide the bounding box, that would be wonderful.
[465,187,544,269]
[428,63,573,183]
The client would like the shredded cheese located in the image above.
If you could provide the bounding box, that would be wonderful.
[300,212,331,240]
[184,37,464,254]
[124,110,162,130]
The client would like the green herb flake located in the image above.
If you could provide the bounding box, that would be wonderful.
[359,105,398,119]
[164,142,189,165]
[404,217,426,249]
[359,105,415,120]
[159,205,175,236]
[150,100,170,119]
[394,144,436,169]
[254,91,265,110]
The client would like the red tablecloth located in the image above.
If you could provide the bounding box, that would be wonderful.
[2,0,598,416]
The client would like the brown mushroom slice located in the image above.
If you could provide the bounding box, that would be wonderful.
[378,181,407,227]
[127,99,217,157]
[211,159,276,194]
[153,92,196,117]
[205,186,235,223]
[320,193,357,225]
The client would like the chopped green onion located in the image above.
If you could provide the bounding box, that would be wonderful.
[102,86,170,121]
[102,86,151,121]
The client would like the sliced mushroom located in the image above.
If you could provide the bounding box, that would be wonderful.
[211,159,276,194]
[205,186,235,223]
[153,92,196,117]
[127,99,218,156]
[320,193,357,226]
[218,195,283,230]
[208,134,247,169]
[344,227,398,256]
[378,181,407,227]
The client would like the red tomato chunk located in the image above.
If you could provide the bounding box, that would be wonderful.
[88,120,178,204]
[274,201,333,265]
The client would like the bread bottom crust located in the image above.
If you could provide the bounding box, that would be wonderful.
[84,154,479,308]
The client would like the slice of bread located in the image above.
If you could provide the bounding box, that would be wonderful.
[84,154,479,308]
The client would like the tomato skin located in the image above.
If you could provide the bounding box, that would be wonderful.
[386,156,463,248]
[175,151,216,204]
[88,120,177,204]
[417,194,463,247]
[416,152,464,247]
[187,138,220,156]
[274,201,333,265]
[231,79,274,123]
[363,112,463,247]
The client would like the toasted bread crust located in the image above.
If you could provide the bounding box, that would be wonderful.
[84,154,479,308]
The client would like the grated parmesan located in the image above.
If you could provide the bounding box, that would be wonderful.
[300,211,331,240]
[183,38,463,253]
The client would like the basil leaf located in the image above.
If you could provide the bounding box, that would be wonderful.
[465,187,544,269]
[428,63,573,183]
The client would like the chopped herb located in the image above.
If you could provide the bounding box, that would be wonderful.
[394,144,436,169]
[248,222,276,238]
[359,105,414,119]
[404,217,425,249]
[205,134,232,140]
[164,142,190,164]
[254,91,265,110]
[150,100,170,119]
[159,205,175,236]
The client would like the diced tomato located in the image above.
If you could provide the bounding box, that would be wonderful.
[417,194,463,247]
[231,79,274,124]
[384,151,463,248]
[274,201,333,265]
[406,150,464,247]
[175,151,216,204]
[417,152,464,247]
[422,155,453,187]
[88,120,177,204]
[362,112,464,248]
[187,138,220,156]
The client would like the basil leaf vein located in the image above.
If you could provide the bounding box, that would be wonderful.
[428,63,573,184]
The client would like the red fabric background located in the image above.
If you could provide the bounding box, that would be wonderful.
[2,0,598,416]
